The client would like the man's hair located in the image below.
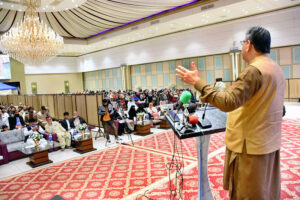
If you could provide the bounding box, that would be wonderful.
[246,26,271,53]
[63,112,69,116]
[28,118,36,123]
[46,116,51,120]
[41,106,47,110]
[103,99,108,103]
[2,125,8,130]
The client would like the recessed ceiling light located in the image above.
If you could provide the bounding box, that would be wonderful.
[53,7,55,10]
[75,4,78,7]
[0,2,3,5]
[11,5,14,8]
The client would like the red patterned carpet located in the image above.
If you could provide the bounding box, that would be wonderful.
[0,118,299,200]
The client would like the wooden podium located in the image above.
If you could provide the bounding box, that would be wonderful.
[166,107,227,200]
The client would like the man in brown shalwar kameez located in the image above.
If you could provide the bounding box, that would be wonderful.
[176,26,285,200]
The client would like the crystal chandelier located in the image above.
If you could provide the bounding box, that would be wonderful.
[0,0,64,65]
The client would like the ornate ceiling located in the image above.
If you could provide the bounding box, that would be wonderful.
[0,0,195,38]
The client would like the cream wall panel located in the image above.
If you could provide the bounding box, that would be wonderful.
[141,65,146,74]
[25,73,83,94]
[199,71,206,82]
[106,79,109,88]
[108,70,112,78]
[205,56,214,70]
[223,54,231,69]
[175,60,182,68]
[157,74,164,87]
[163,62,169,73]
[293,64,300,78]
[170,74,176,84]
[279,47,292,65]
[114,79,117,88]
[136,76,141,86]
[151,63,156,74]
[146,76,152,86]
[215,70,224,79]
[131,66,135,76]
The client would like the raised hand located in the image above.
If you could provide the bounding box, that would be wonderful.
[176,62,200,85]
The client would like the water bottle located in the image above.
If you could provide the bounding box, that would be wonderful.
[49,133,53,149]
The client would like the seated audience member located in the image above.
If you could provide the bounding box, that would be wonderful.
[1,107,9,119]
[60,112,74,131]
[146,103,160,125]
[71,111,86,128]
[24,118,45,142]
[128,105,137,120]
[37,106,49,128]
[8,106,16,117]
[24,107,38,125]
[1,125,8,132]
[45,116,71,151]
[146,103,158,114]
[9,110,25,130]
[98,99,120,143]
[18,106,24,117]
[0,110,9,129]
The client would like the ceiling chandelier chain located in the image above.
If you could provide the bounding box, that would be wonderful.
[0,0,64,65]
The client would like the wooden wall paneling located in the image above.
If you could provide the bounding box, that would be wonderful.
[7,96,13,105]
[86,95,98,126]
[3,96,8,105]
[37,96,42,110]
[72,95,76,113]
[32,96,39,111]
[289,79,300,98]
[54,95,59,119]
[64,95,73,117]
[75,95,87,122]
[56,95,66,120]
[12,96,18,105]
[47,95,56,118]
[41,95,48,108]
[18,96,26,105]
[285,80,289,99]
[97,95,103,127]
[27,96,33,108]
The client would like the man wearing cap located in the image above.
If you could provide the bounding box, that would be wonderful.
[176,26,284,199]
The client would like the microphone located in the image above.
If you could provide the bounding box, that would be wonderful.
[198,81,220,129]
[176,91,192,112]
[188,115,198,127]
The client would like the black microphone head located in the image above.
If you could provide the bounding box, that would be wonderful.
[187,103,197,114]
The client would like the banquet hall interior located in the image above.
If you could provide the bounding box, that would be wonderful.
[0,0,299,200]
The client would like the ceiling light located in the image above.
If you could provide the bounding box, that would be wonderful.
[0,2,3,5]
[0,0,64,65]
[11,5,14,8]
